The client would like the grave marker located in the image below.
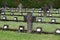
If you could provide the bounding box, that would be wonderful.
[38,18,42,22]
[3,25,9,29]
[51,19,56,23]
[42,4,48,16]
[48,14,52,17]
[13,17,18,21]
[2,16,7,20]
[36,27,42,33]
[18,26,24,32]
[55,28,60,34]
[10,12,14,16]
[18,3,23,15]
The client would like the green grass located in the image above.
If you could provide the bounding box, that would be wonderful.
[0,30,60,40]
[0,10,60,40]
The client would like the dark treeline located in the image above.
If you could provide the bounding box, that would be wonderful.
[0,0,60,8]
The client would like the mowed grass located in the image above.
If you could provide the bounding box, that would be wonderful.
[0,10,60,40]
[0,30,60,40]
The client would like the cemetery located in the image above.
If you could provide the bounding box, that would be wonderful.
[0,0,60,40]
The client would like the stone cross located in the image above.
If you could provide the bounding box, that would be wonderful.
[42,4,48,16]
[49,3,54,14]
[18,3,23,15]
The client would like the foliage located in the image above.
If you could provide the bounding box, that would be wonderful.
[0,0,60,8]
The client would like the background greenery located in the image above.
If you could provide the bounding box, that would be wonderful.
[0,0,60,8]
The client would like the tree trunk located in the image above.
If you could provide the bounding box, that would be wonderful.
[27,12,33,33]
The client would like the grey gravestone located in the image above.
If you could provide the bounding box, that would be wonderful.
[1,8,5,15]
[8,8,11,12]
[10,12,14,16]
[2,16,7,20]
[42,4,48,17]
[38,13,42,16]
[38,9,42,16]
[38,18,42,22]
[49,2,54,9]
[1,11,5,15]
[18,3,23,15]
[49,3,54,14]
[48,14,52,17]
[13,17,18,21]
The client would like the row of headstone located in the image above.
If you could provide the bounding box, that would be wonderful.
[38,13,53,17]
[0,10,53,17]
[2,24,42,33]
[1,7,60,14]
[1,16,18,21]
[2,24,60,34]
[1,11,23,16]
[1,15,56,23]
[37,18,56,23]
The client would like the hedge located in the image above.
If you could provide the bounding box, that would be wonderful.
[0,0,60,8]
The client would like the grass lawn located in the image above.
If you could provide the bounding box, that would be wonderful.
[0,30,60,40]
[0,10,60,40]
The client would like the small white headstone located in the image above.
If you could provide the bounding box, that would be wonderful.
[38,13,42,16]
[38,11,42,13]
[10,12,14,15]
[1,12,4,15]
[56,11,59,13]
[2,17,6,20]
[47,11,50,13]
[31,10,33,13]
[14,17,17,20]
[20,27,23,30]
[37,28,41,32]
[4,26,7,29]
[38,18,42,22]
[48,14,52,16]
[51,20,55,22]
[19,13,22,15]
[56,30,60,33]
